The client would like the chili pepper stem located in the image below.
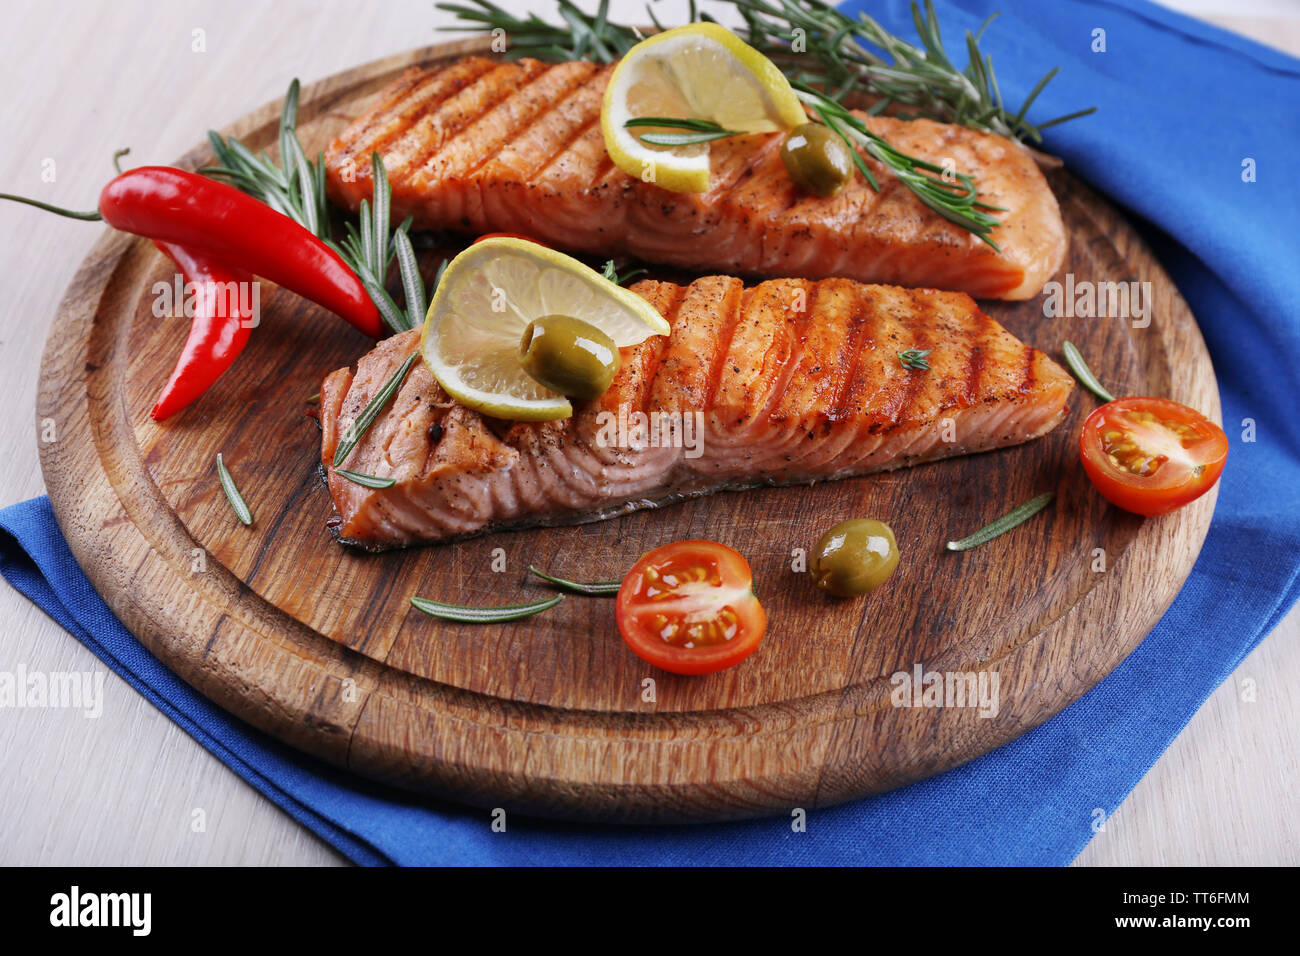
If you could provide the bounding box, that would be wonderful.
[0,193,102,221]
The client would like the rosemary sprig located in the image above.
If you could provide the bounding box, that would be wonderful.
[1062,340,1116,403]
[800,88,1004,247]
[215,453,253,526]
[205,82,426,334]
[438,0,1095,143]
[332,352,418,467]
[735,0,1095,142]
[334,154,426,333]
[336,469,397,489]
[898,348,931,371]
[946,491,1053,552]
[410,594,565,623]
[205,80,329,234]
[529,564,622,596]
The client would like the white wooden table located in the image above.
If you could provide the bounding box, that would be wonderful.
[0,0,1295,865]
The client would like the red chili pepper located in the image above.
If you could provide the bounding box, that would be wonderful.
[149,241,255,422]
[99,167,383,337]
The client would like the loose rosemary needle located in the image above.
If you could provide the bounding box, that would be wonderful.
[410,594,565,623]
[215,453,253,526]
[946,492,1054,552]
[898,348,932,371]
[1062,341,1116,403]
[529,565,622,596]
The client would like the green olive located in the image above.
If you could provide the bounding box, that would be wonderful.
[810,519,900,598]
[780,123,854,198]
[518,314,621,401]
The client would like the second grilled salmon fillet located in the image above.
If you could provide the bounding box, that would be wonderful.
[319,277,1072,548]
[325,57,1066,301]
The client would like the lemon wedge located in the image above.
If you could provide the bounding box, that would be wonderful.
[420,238,669,421]
[601,22,807,193]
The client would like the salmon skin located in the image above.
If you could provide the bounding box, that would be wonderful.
[324,57,1066,301]
[319,276,1073,549]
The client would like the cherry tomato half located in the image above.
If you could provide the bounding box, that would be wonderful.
[615,540,766,676]
[1079,397,1228,517]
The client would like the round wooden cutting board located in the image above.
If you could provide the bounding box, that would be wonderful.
[36,39,1219,823]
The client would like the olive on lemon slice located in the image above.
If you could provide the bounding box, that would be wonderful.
[420,238,668,421]
[519,314,621,401]
[781,123,854,198]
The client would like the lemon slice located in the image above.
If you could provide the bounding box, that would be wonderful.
[602,22,807,193]
[421,238,670,421]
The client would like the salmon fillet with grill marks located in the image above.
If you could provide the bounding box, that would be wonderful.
[319,276,1072,549]
[324,57,1066,301]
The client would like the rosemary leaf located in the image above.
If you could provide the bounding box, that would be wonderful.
[624,116,735,132]
[392,228,427,329]
[332,352,418,467]
[1033,106,1099,133]
[1062,341,1116,403]
[637,129,742,146]
[360,272,412,334]
[946,492,1054,552]
[528,565,621,596]
[898,348,931,371]
[280,78,300,138]
[431,257,450,296]
[370,153,390,280]
[336,469,396,489]
[410,593,565,623]
[313,150,329,233]
[286,136,318,236]
[215,453,253,526]
[358,198,374,275]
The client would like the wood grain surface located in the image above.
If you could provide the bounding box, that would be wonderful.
[33,37,1220,823]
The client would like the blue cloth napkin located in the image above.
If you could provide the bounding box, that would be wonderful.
[3,0,1299,865]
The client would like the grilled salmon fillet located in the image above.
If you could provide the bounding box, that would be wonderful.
[324,57,1065,301]
[319,276,1072,548]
